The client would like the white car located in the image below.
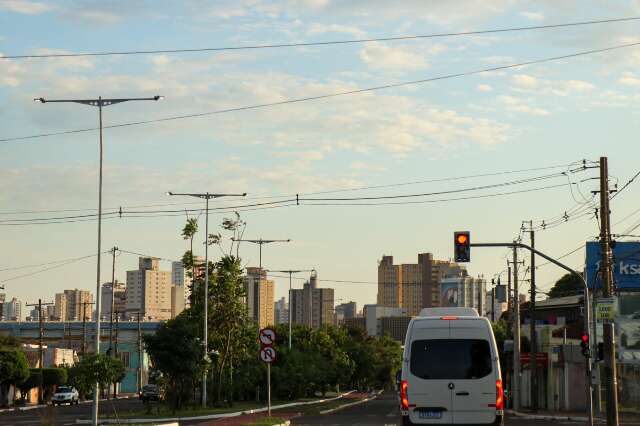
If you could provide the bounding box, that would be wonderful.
[51,386,79,406]
[399,307,504,425]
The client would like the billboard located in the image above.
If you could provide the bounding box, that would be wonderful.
[441,279,461,308]
[585,241,640,290]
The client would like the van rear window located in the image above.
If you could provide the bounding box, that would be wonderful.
[410,339,492,380]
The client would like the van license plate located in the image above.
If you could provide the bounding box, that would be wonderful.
[418,410,442,419]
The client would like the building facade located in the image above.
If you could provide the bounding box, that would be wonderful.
[378,253,467,315]
[244,267,275,328]
[2,297,22,321]
[101,281,127,321]
[60,289,93,321]
[363,304,408,337]
[290,271,334,329]
[126,257,173,321]
[381,316,412,342]
[440,276,487,314]
[171,258,203,309]
[335,301,357,324]
[274,297,288,325]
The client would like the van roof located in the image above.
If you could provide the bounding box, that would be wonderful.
[418,307,479,317]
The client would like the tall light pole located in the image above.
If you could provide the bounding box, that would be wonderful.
[231,238,291,276]
[267,269,314,348]
[167,191,246,407]
[35,95,162,426]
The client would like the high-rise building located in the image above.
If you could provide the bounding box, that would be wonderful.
[171,285,185,318]
[101,281,127,321]
[335,301,357,324]
[171,258,203,309]
[126,257,173,321]
[54,293,67,321]
[0,293,5,320]
[377,253,467,315]
[440,276,487,314]
[62,289,93,321]
[2,297,22,321]
[291,271,334,329]
[45,305,56,321]
[244,267,275,328]
[274,297,288,325]
[363,304,408,337]
[29,307,45,321]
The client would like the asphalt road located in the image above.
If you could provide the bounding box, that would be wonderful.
[0,397,142,426]
[292,392,587,426]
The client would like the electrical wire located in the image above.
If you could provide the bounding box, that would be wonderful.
[612,168,640,200]
[0,161,583,216]
[4,41,640,143]
[0,253,99,272]
[0,252,108,283]
[3,16,640,60]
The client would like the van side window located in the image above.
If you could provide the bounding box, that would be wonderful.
[410,339,492,380]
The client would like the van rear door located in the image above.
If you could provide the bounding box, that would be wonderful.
[449,319,498,424]
[407,323,452,424]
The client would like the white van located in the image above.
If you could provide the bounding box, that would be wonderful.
[399,307,504,425]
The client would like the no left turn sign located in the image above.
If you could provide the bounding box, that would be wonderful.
[259,328,277,346]
[260,346,276,363]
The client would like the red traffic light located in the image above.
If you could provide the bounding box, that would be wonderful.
[456,234,469,244]
[581,334,589,343]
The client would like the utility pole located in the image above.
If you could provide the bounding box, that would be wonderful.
[512,247,521,411]
[109,247,118,360]
[26,299,54,405]
[598,156,620,426]
[78,301,94,357]
[130,311,145,394]
[529,221,538,411]
[112,311,119,398]
[268,269,314,349]
[167,191,246,407]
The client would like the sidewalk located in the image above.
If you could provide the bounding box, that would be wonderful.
[508,408,640,424]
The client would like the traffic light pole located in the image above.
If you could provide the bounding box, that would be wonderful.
[470,241,593,426]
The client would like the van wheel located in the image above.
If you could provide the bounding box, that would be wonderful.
[401,416,415,426]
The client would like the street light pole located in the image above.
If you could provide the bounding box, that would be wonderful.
[35,95,162,426]
[167,191,246,407]
[268,269,314,349]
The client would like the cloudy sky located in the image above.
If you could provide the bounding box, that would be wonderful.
[2,0,640,317]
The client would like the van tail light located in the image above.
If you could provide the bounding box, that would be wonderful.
[400,380,409,411]
[440,316,459,320]
[495,379,504,411]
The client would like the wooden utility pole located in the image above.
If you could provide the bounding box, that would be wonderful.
[512,247,521,410]
[598,156,620,426]
[26,299,54,404]
[78,301,94,357]
[109,246,118,359]
[113,312,119,398]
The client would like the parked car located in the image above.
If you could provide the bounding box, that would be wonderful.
[51,386,79,406]
[140,384,161,402]
[399,307,504,425]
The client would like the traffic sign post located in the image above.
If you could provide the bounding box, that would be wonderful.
[259,328,277,417]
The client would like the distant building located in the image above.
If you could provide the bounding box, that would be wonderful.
[342,316,366,331]
[54,293,67,322]
[363,304,407,337]
[28,307,45,321]
[2,297,22,321]
[126,257,172,321]
[59,289,93,321]
[171,285,185,318]
[45,305,56,321]
[440,276,487,315]
[244,268,275,328]
[274,297,288,325]
[171,257,203,309]
[101,281,126,321]
[378,253,467,315]
[381,316,412,342]
[335,301,357,324]
[0,293,5,320]
[291,271,334,329]
[485,289,508,321]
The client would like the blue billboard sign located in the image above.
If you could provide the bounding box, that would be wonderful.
[585,241,640,290]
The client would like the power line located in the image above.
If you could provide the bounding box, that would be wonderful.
[2,16,639,60]
[0,252,107,283]
[4,41,640,143]
[0,162,582,216]
[0,253,99,272]
[612,168,640,199]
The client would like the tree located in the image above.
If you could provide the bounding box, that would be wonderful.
[181,217,199,307]
[548,273,583,298]
[66,354,124,399]
[42,368,68,401]
[17,370,39,403]
[0,349,30,406]
[143,311,205,411]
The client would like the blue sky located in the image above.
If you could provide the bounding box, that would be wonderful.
[3,0,640,317]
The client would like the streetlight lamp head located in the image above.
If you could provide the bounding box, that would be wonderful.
[34,97,45,103]
[166,191,173,196]
[154,95,164,101]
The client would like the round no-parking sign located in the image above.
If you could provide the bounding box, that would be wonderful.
[260,346,276,363]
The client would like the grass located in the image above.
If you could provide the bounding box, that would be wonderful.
[242,417,287,426]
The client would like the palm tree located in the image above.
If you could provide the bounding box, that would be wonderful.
[181,217,199,282]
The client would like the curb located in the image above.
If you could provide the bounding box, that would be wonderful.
[318,392,379,415]
[507,409,593,422]
[0,396,134,414]
[75,391,356,424]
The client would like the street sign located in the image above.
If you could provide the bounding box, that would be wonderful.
[260,346,276,363]
[585,241,640,290]
[596,297,616,321]
[259,328,277,346]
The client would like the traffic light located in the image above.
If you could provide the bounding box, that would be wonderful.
[580,334,590,358]
[597,342,604,361]
[454,231,471,262]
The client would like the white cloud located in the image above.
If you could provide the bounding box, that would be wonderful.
[520,11,544,21]
[618,72,640,86]
[0,0,53,14]
[350,161,386,172]
[564,80,595,92]
[359,42,431,72]
[477,84,493,92]
[150,55,172,67]
[306,23,365,37]
[497,95,549,116]
[511,74,538,89]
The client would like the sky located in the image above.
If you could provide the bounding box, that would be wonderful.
[3,0,640,319]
